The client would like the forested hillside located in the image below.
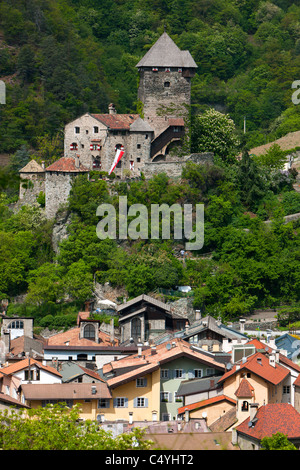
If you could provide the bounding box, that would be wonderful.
[1,0,300,330]
[1,0,300,156]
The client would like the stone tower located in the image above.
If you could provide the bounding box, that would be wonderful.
[136,32,197,140]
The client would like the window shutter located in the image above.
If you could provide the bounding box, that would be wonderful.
[144,398,148,408]
[188,370,195,379]
[133,398,137,408]
[113,398,117,408]
[182,370,186,379]
[144,378,147,387]
[168,392,172,403]
[124,397,128,408]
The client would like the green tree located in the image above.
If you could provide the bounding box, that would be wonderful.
[261,432,297,450]
[0,404,153,450]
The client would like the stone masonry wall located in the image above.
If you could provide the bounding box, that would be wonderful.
[143,152,214,179]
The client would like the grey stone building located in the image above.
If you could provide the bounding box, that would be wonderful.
[19,159,45,205]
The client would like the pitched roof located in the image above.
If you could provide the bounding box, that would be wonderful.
[59,362,104,383]
[45,157,89,173]
[129,117,154,132]
[246,338,300,373]
[236,403,300,441]
[218,352,290,386]
[117,294,171,314]
[136,32,197,69]
[234,378,255,398]
[0,358,62,378]
[21,382,111,400]
[104,338,226,389]
[91,113,139,130]
[47,326,118,347]
[19,159,45,173]
[177,395,236,415]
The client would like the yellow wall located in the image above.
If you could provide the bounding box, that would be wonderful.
[190,401,235,427]
[26,399,99,421]
[103,370,161,422]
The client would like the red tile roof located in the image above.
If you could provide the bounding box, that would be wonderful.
[177,395,236,415]
[0,358,62,378]
[46,157,89,172]
[235,378,254,398]
[91,114,139,130]
[218,352,290,386]
[246,338,300,372]
[105,338,226,388]
[47,327,118,347]
[21,382,112,400]
[236,403,300,441]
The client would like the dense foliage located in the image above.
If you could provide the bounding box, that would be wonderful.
[1,0,300,156]
[0,403,153,450]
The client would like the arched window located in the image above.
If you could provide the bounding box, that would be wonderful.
[83,324,95,341]
[8,320,24,329]
[131,318,141,342]
[242,401,249,411]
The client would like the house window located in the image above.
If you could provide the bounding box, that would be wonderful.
[162,413,170,421]
[241,401,249,411]
[161,369,169,379]
[131,318,141,342]
[283,385,290,394]
[194,369,202,378]
[84,324,96,341]
[75,127,80,134]
[8,320,24,329]
[25,369,40,381]
[174,392,183,403]
[136,378,147,387]
[93,126,99,133]
[161,391,172,403]
[134,397,148,408]
[98,399,110,408]
[114,397,128,408]
[174,369,183,379]
[206,368,214,376]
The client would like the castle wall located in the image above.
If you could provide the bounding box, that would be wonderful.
[138,69,191,137]
[45,172,73,219]
[19,172,45,204]
[142,153,214,179]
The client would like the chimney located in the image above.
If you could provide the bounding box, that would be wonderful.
[137,341,143,357]
[239,318,245,334]
[110,318,114,345]
[195,310,201,321]
[249,403,259,422]
[75,155,80,168]
[109,103,116,115]
[151,346,157,355]
[41,161,45,169]
[185,321,189,334]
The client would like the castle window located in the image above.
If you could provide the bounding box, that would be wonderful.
[137,144,141,149]
[86,130,89,134]
[137,157,141,162]
[93,126,99,133]
[93,158,101,169]
[70,143,78,151]
[83,324,96,341]
[75,127,80,134]
[164,81,170,88]
[165,68,170,72]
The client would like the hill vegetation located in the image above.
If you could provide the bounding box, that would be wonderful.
[0,0,300,329]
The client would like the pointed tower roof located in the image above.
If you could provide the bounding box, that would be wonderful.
[19,159,45,173]
[136,32,197,69]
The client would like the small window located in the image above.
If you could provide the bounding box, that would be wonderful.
[98,399,110,408]
[75,127,80,134]
[174,369,183,379]
[161,391,171,402]
[164,81,170,87]
[114,397,127,408]
[136,378,147,387]
[137,157,141,162]
[206,368,214,376]
[86,129,89,134]
[161,369,169,379]
[137,144,141,149]
[283,385,290,394]
[194,369,202,378]
[242,401,249,411]
[93,126,99,133]
[134,397,148,408]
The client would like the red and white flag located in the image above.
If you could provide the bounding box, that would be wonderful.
[109,146,125,175]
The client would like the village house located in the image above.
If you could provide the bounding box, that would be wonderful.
[99,338,225,423]
[117,294,189,345]
[233,403,300,450]
[20,382,112,421]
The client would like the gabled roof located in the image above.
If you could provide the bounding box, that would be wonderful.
[117,294,171,314]
[177,375,222,397]
[19,159,45,173]
[0,358,62,378]
[104,338,226,389]
[184,315,248,341]
[60,362,104,383]
[47,326,118,347]
[177,395,236,415]
[246,338,300,373]
[21,382,111,400]
[218,351,290,386]
[236,403,300,441]
[136,32,197,69]
[91,113,139,130]
[45,157,89,173]
[235,378,255,398]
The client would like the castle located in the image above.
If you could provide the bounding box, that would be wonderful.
[18,32,212,219]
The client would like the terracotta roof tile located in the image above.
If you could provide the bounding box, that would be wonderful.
[46,157,89,172]
[177,395,236,414]
[235,378,255,398]
[91,114,139,130]
[47,327,117,347]
[236,403,300,440]
[218,352,289,386]
[0,358,62,378]
[21,382,111,400]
